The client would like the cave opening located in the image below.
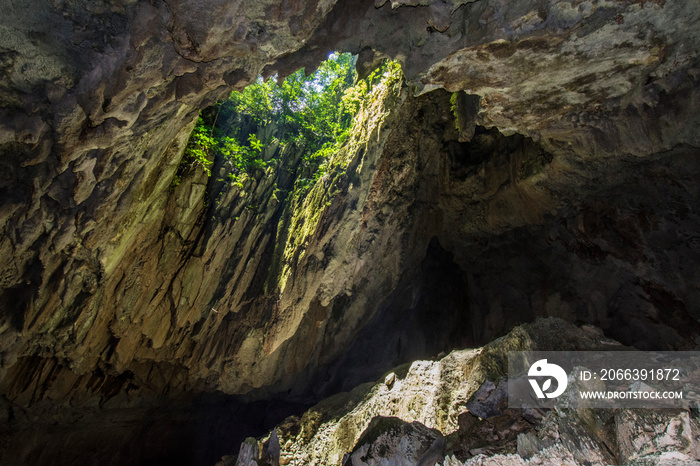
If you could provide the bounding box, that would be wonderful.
[175,52,369,192]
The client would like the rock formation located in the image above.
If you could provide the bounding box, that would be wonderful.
[231,319,700,466]
[0,0,699,464]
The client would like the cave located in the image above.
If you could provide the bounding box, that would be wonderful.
[1,0,699,465]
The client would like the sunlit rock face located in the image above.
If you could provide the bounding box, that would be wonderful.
[0,0,699,464]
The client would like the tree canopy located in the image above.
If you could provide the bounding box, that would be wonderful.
[178,53,399,190]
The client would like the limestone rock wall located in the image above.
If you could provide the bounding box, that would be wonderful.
[306,88,700,399]
[0,0,339,395]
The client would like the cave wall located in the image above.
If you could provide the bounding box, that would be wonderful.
[306,88,700,398]
[0,0,335,396]
[0,0,699,458]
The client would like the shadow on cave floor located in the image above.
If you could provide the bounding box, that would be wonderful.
[0,393,310,466]
[1,239,492,466]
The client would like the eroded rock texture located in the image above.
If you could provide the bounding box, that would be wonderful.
[0,0,699,464]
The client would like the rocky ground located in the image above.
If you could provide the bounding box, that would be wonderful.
[230,318,700,466]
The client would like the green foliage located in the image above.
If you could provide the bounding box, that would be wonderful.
[216,132,265,174]
[179,53,402,190]
[450,92,460,132]
[341,61,400,114]
[248,134,263,152]
[226,52,359,156]
[183,118,216,176]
